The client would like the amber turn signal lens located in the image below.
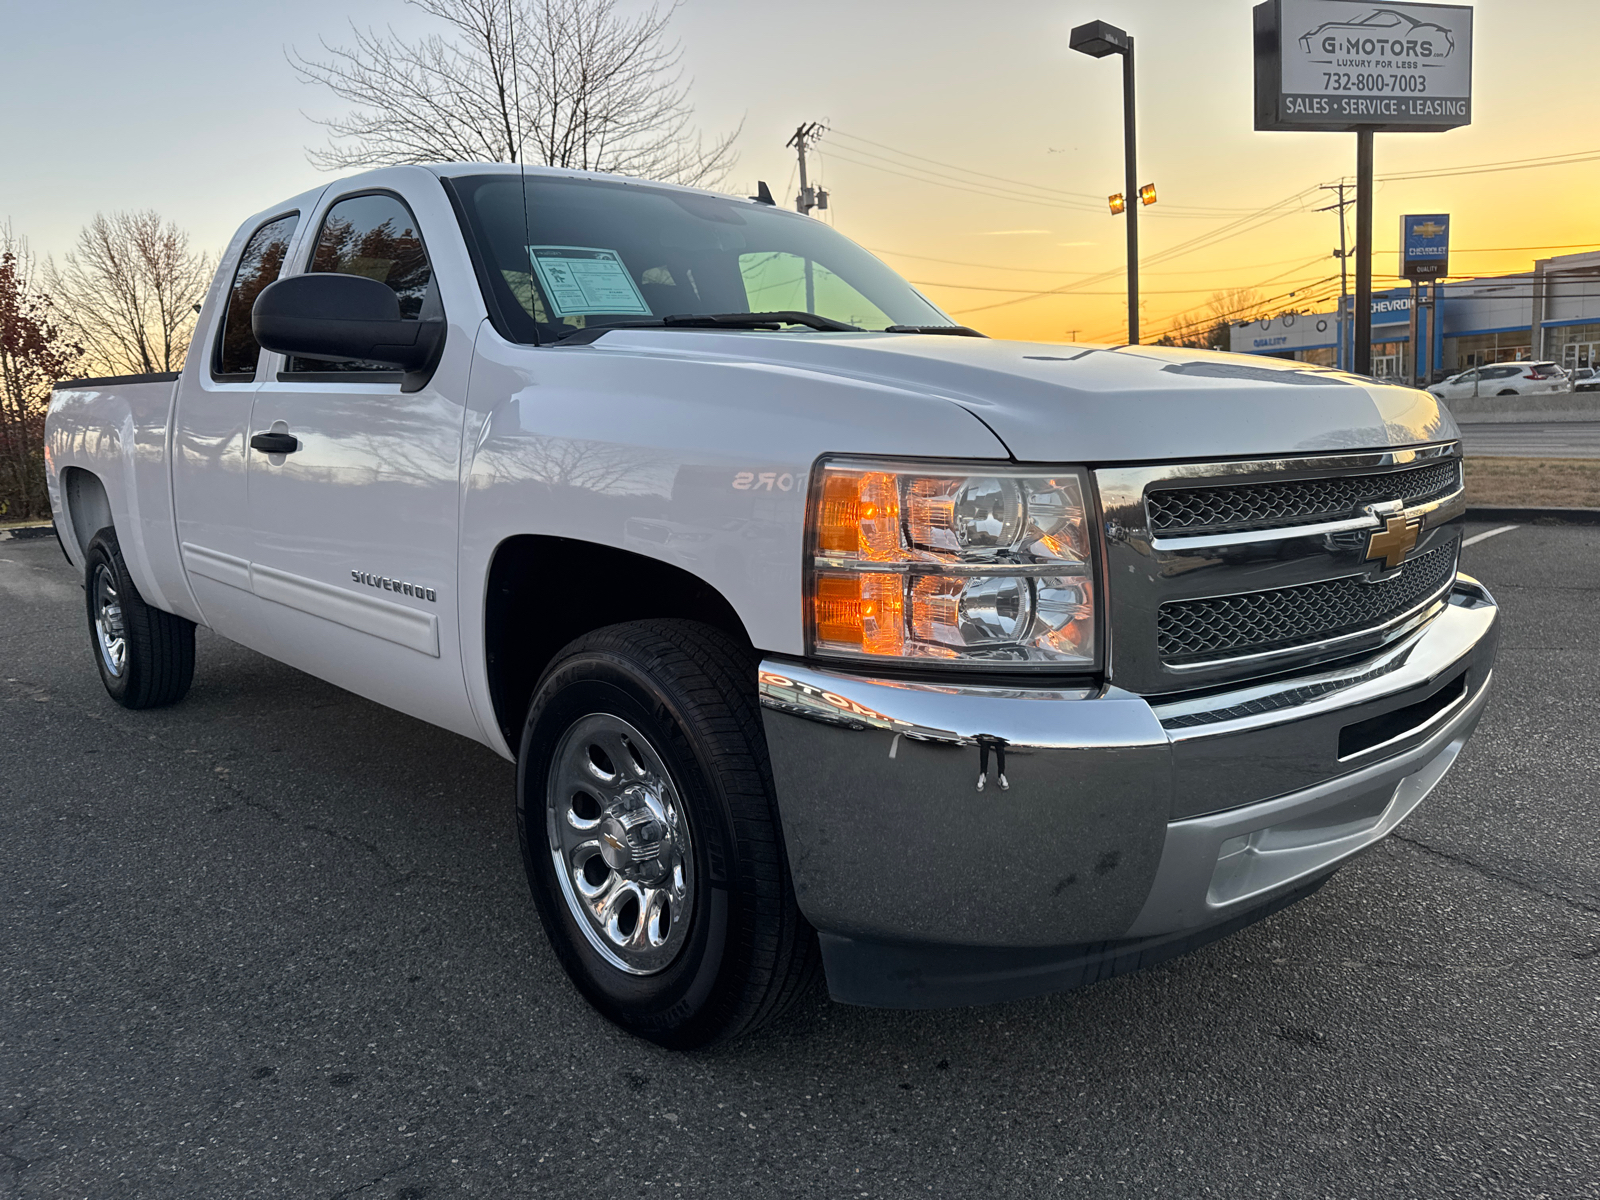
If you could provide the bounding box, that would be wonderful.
[815,470,901,560]
[812,572,905,656]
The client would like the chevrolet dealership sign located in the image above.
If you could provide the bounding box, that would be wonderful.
[1254,1,1473,132]
[1401,213,1451,277]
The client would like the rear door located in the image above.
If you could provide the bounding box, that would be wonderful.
[173,209,307,648]
[244,180,481,738]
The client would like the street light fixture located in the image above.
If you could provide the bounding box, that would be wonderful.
[1070,18,1140,344]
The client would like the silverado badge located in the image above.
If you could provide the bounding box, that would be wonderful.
[1365,514,1421,571]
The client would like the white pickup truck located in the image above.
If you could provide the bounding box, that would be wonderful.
[46,164,1499,1047]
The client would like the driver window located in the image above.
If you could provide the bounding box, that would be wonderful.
[284,192,436,376]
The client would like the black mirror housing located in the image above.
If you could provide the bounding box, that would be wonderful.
[252,273,444,372]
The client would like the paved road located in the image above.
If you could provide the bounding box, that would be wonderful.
[1459,420,1600,458]
[2,529,1597,1199]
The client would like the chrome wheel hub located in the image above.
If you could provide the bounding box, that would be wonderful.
[546,714,693,975]
[92,564,127,678]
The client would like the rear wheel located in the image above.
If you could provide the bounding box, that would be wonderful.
[517,620,819,1048]
[84,528,195,709]
[1497,389,1518,396]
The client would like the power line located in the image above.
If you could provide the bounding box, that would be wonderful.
[1378,148,1600,181]
[825,127,1600,330]
[868,247,1325,276]
[869,243,1600,279]
[949,184,1325,315]
[1372,242,1600,254]
[828,128,1257,216]
[910,275,1335,296]
[819,146,1109,214]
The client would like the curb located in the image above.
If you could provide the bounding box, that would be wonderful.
[1465,506,1600,526]
[0,522,58,542]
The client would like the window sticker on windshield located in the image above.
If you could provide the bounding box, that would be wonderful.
[527,246,650,316]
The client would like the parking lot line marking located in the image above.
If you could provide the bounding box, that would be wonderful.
[1462,524,1520,548]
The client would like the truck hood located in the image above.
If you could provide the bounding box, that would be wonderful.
[589,331,1456,462]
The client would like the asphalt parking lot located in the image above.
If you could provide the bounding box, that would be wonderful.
[2,525,1597,1199]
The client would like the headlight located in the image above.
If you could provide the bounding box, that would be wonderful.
[807,459,1098,669]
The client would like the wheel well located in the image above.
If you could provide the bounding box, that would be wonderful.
[61,467,112,558]
[484,536,753,752]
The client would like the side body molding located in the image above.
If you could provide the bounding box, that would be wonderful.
[180,543,440,658]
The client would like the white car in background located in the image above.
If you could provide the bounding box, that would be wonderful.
[1428,361,1570,400]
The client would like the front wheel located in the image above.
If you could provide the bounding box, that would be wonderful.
[1497,389,1518,396]
[517,620,819,1048]
[83,528,195,709]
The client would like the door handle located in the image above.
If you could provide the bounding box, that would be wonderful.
[250,431,300,454]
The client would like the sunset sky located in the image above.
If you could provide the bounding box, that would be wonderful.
[3,0,1596,343]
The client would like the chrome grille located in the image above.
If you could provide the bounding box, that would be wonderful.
[1147,459,1461,535]
[1157,540,1459,665]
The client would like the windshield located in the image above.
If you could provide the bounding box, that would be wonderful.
[446,172,948,344]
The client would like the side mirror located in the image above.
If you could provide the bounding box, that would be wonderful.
[252,273,444,373]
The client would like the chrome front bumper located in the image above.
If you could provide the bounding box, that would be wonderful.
[757,575,1499,1008]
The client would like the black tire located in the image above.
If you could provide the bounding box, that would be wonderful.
[83,527,195,709]
[517,619,820,1048]
[1497,389,1518,396]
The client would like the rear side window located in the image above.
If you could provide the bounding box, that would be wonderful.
[286,191,436,376]
[213,213,299,379]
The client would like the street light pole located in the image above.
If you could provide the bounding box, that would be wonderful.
[1121,38,1139,346]
[1070,20,1139,345]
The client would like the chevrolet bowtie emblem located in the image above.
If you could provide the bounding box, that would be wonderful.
[1413,221,1446,238]
[1366,514,1421,570]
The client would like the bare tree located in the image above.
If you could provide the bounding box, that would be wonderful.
[0,223,81,520]
[48,212,212,377]
[291,0,738,188]
[1206,287,1269,327]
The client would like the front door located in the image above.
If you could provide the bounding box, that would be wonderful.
[245,187,478,739]
[1443,367,1480,399]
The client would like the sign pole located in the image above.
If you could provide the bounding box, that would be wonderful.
[1408,278,1422,385]
[1254,1,1472,378]
[1353,128,1374,376]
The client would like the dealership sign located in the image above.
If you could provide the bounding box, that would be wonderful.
[1400,213,1450,277]
[1254,1,1473,132]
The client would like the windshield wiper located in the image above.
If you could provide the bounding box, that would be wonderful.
[554,310,860,344]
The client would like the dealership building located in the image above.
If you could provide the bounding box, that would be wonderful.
[1230,249,1600,381]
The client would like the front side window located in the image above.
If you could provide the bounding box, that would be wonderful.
[287,192,435,374]
[446,173,947,344]
[214,213,299,379]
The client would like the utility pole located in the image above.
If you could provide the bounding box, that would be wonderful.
[787,123,828,216]
[786,122,828,314]
[1317,180,1353,371]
